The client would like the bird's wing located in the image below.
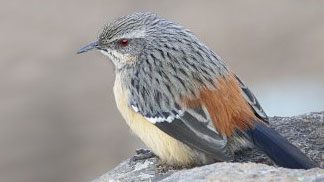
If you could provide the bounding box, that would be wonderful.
[234,74,269,123]
[130,103,232,161]
[127,71,261,161]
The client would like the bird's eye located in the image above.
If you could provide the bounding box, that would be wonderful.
[118,39,129,47]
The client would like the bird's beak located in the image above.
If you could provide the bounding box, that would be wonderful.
[77,41,99,54]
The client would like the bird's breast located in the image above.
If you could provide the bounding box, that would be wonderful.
[113,73,211,166]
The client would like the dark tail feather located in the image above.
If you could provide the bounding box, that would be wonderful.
[246,122,317,169]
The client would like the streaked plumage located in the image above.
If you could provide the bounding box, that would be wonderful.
[78,12,317,169]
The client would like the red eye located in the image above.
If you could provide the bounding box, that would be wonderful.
[119,39,129,47]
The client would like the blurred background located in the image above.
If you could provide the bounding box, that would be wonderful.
[1,0,323,181]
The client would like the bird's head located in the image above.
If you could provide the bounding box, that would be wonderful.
[78,12,196,70]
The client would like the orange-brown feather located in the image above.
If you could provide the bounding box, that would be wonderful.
[182,74,257,136]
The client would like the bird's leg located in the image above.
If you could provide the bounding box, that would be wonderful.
[130,148,156,162]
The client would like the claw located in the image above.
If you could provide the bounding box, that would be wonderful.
[130,149,156,163]
[135,148,151,155]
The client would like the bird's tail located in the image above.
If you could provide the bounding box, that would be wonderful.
[246,122,317,169]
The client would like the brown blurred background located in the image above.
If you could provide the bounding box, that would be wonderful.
[1,0,323,181]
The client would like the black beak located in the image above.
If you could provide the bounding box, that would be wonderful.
[77,41,99,54]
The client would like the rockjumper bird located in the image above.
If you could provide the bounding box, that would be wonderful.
[78,12,316,169]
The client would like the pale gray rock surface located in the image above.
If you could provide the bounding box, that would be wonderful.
[162,162,324,182]
[93,112,324,182]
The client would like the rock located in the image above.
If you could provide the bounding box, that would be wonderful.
[93,112,324,182]
[162,163,324,182]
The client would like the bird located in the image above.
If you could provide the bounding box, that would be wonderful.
[78,12,317,169]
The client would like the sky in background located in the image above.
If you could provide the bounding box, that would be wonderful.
[0,0,323,181]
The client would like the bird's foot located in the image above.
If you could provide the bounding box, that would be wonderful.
[130,148,156,162]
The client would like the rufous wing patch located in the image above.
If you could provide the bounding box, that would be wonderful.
[182,74,257,136]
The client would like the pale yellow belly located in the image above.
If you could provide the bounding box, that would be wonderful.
[113,74,205,166]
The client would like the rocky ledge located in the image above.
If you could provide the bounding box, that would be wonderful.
[93,112,324,182]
